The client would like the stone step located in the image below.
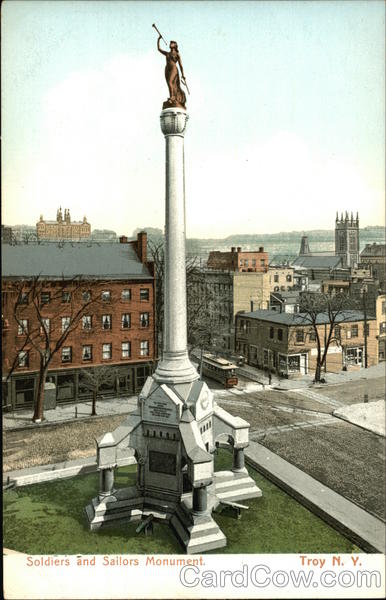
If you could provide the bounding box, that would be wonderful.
[217,485,262,502]
[216,479,258,495]
[215,476,253,490]
[186,530,227,555]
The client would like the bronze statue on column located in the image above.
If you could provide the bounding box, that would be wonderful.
[153,24,188,109]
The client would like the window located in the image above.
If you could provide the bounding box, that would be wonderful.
[260,259,265,266]
[296,329,304,343]
[244,259,249,267]
[140,288,149,301]
[122,342,131,358]
[334,326,340,340]
[363,323,370,336]
[18,292,29,305]
[62,347,72,363]
[380,322,386,334]
[121,289,131,301]
[102,343,112,360]
[252,259,256,267]
[41,318,50,334]
[140,312,149,328]
[351,325,358,338]
[278,328,283,341]
[274,274,279,283]
[82,315,92,329]
[140,340,149,356]
[346,347,363,366]
[17,319,28,335]
[286,274,292,282]
[309,330,316,341]
[274,286,279,292]
[82,290,91,302]
[269,327,274,339]
[382,301,386,315]
[102,315,112,330]
[41,292,51,305]
[18,351,29,367]
[61,317,71,332]
[101,290,111,302]
[82,345,92,361]
[121,313,131,329]
[62,291,71,303]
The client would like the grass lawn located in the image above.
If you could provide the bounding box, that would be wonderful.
[3,450,361,554]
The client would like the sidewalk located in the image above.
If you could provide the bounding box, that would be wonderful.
[3,395,138,431]
[239,361,385,391]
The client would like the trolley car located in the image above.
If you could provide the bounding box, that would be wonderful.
[201,354,238,388]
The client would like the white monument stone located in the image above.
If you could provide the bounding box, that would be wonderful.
[85,56,261,554]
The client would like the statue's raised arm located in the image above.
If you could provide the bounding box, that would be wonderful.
[153,25,187,110]
[157,35,168,57]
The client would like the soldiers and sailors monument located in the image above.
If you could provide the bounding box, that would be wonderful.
[86,27,261,554]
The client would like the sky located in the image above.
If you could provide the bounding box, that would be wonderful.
[2,0,385,238]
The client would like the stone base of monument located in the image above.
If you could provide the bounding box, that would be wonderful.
[86,472,261,553]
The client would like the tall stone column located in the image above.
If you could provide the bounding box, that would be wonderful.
[153,108,198,385]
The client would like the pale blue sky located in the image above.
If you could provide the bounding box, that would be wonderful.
[2,0,385,237]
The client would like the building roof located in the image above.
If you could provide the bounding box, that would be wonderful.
[270,292,300,303]
[360,243,386,258]
[1,242,152,280]
[291,255,342,269]
[269,255,298,266]
[239,309,373,325]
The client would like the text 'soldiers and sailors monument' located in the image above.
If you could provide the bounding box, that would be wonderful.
[85,27,261,553]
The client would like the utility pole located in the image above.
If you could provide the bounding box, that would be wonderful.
[362,286,368,368]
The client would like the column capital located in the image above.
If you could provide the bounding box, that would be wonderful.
[160,108,188,137]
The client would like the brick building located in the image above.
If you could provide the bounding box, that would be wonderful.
[207,246,268,273]
[376,295,386,362]
[2,232,155,410]
[190,270,270,351]
[36,207,91,240]
[268,266,294,292]
[235,309,377,377]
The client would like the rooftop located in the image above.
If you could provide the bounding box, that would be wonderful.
[361,243,386,257]
[292,255,342,269]
[239,309,373,326]
[1,242,152,280]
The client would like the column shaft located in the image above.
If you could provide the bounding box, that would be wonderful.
[193,486,207,513]
[99,467,115,498]
[232,448,245,472]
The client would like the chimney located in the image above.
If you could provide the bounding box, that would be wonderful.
[237,247,242,252]
[119,235,128,244]
[250,300,254,312]
[259,246,264,252]
[231,247,236,252]
[136,231,147,263]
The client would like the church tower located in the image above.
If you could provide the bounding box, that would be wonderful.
[335,211,359,268]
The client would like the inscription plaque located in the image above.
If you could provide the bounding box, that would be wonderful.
[149,450,176,475]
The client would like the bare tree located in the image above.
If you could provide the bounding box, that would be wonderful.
[148,240,226,363]
[298,291,357,383]
[6,275,103,423]
[79,366,117,416]
[148,240,164,357]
